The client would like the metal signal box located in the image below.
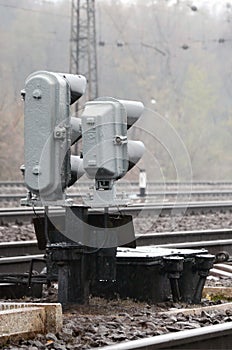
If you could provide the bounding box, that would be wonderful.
[82,98,128,190]
[24,71,71,201]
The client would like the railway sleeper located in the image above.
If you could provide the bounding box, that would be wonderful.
[0,302,62,345]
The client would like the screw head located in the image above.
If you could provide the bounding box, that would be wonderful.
[32,165,41,175]
[115,136,122,144]
[33,89,42,99]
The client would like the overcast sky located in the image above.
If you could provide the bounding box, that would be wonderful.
[49,0,232,17]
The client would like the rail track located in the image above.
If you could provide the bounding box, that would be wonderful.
[1,200,232,224]
[3,180,232,188]
[99,321,232,349]
[2,226,232,274]
[1,200,232,276]
[1,182,232,349]
[3,189,232,203]
[0,239,232,350]
[1,230,232,349]
[3,181,232,204]
[136,229,232,260]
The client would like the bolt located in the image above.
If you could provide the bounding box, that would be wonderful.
[33,89,42,99]
[32,166,40,175]
[115,136,122,144]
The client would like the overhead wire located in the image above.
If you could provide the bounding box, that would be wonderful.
[100,4,153,102]
[98,2,232,107]
[0,2,71,18]
[2,1,231,51]
[0,1,70,41]
[97,37,232,50]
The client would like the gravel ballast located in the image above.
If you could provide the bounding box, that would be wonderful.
[2,296,232,349]
[0,209,232,348]
[1,211,232,242]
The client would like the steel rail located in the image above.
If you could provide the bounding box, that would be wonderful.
[98,321,232,350]
[0,241,44,276]
[1,201,232,224]
[0,240,41,257]
[0,207,65,224]
[136,228,232,245]
[0,235,229,279]
[142,189,232,196]
[0,233,231,256]
[0,254,45,274]
[136,229,232,257]
[0,240,231,348]
[3,189,232,202]
[1,227,232,256]
[3,180,232,187]
[0,226,231,258]
[123,201,232,217]
[153,239,232,257]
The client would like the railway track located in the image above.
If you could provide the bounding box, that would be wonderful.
[2,184,232,348]
[3,189,232,203]
[1,200,232,224]
[3,180,232,188]
[1,232,232,349]
[3,180,232,203]
[99,321,232,349]
[0,187,232,201]
[2,227,232,274]
[136,228,232,259]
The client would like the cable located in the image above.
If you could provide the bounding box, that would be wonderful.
[32,204,41,219]
[101,6,146,82]
[9,30,69,42]
[98,38,232,50]
[0,2,71,18]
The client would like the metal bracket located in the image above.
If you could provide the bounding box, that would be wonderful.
[83,186,129,208]
[54,126,66,140]
[114,135,127,145]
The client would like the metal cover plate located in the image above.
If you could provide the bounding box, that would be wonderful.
[117,246,207,260]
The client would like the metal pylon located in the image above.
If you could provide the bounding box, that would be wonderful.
[70,0,98,105]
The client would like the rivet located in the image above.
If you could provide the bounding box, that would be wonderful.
[33,89,42,99]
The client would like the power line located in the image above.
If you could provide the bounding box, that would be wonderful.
[0,2,70,18]
[8,30,69,43]
[101,5,148,89]
[98,38,232,50]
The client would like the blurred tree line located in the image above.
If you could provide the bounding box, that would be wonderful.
[0,0,232,182]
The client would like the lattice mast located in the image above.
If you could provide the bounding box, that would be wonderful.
[70,0,98,105]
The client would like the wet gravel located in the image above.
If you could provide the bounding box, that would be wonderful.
[1,211,232,242]
[0,208,232,348]
[133,211,232,234]
[0,223,36,242]
[2,293,232,350]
